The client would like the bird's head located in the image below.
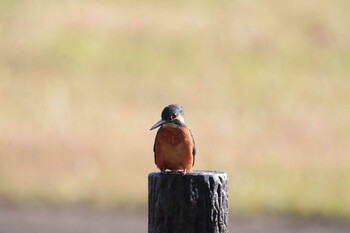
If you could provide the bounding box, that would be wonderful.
[150,104,185,130]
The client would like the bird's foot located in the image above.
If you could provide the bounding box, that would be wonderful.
[181,169,188,175]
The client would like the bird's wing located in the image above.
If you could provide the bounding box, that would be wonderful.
[189,128,196,166]
[153,138,157,164]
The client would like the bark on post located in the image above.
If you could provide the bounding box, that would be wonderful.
[148,171,228,233]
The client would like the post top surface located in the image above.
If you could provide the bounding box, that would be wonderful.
[148,170,227,178]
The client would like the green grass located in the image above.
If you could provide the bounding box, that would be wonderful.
[0,0,350,219]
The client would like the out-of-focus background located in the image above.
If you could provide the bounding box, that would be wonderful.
[1,0,350,232]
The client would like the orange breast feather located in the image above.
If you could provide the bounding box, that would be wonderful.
[155,126,194,171]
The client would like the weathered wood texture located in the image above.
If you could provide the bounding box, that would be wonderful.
[148,171,228,233]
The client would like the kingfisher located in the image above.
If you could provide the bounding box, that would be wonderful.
[150,104,196,174]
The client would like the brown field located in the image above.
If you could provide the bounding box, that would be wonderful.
[1,205,350,233]
[0,0,350,220]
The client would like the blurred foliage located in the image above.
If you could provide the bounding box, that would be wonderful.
[0,0,350,219]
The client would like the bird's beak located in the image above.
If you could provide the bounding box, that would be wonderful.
[150,119,168,130]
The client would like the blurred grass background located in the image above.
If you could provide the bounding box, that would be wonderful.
[0,0,350,219]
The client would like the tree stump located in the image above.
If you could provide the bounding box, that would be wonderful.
[148,171,228,233]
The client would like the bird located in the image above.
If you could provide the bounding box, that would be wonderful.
[150,104,196,174]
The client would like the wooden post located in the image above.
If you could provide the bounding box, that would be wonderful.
[148,171,228,233]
